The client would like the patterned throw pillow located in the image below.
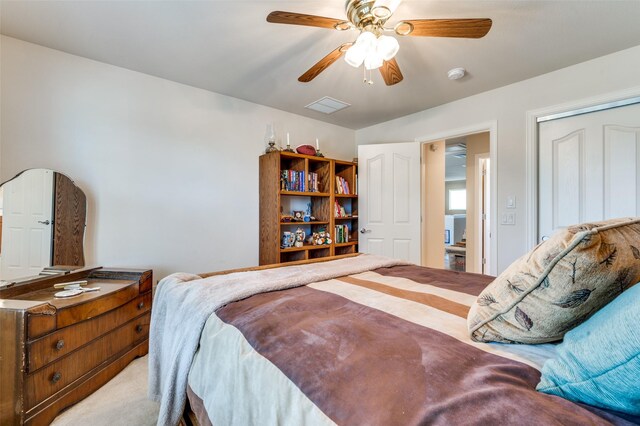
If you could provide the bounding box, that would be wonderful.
[468,217,640,344]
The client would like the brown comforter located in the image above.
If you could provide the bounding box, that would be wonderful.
[186,265,638,425]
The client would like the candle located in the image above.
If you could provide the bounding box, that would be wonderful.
[287,133,290,147]
[316,138,319,150]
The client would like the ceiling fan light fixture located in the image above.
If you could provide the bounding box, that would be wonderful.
[346,31,398,69]
[376,35,399,61]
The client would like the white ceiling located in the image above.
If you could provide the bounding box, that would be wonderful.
[445,137,467,181]
[3,1,640,129]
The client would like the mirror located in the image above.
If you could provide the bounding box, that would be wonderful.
[0,169,87,284]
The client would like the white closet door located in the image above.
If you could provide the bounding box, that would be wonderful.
[539,103,640,241]
[358,142,421,264]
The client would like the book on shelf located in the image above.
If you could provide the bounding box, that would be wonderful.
[335,176,350,195]
[334,200,347,218]
[281,169,305,192]
[335,224,350,243]
[307,172,319,192]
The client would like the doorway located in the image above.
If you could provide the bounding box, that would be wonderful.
[422,131,492,274]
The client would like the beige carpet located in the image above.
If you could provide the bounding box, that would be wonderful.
[51,355,160,426]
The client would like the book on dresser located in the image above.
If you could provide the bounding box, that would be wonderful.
[259,151,358,265]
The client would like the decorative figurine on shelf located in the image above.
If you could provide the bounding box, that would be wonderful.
[304,202,312,222]
[314,138,324,157]
[310,227,332,245]
[281,231,295,248]
[283,132,295,153]
[309,232,320,245]
[319,228,332,245]
[294,227,305,247]
[265,123,278,154]
[293,210,305,221]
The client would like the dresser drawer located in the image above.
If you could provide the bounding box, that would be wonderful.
[25,312,150,409]
[27,292,152,372]
[27,281,141,339]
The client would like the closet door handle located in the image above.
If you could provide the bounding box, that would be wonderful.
[38,220,51,225]
[360,228,371,234]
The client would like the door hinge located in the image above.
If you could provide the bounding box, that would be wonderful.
[482,258,487,265]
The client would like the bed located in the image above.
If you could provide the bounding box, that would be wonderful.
[148,254,639,426]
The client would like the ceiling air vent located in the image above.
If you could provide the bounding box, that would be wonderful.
[305,96,351,114]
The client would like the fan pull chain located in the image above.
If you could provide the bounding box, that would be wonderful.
[362,67,375,85]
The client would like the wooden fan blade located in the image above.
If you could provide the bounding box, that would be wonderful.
[398,18,492,38]
[298,43,353,83]
[267,11,346,30]
[379,58,403,86]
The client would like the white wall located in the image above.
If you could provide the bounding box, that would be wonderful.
[356,44,640,273]
[0,36,356,280]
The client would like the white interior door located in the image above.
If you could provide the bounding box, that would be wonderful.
[539,103,640,241]
[358,142,421,263]
[1,169,54,280]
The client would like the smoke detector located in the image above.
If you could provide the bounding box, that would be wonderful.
[447,67,466,80]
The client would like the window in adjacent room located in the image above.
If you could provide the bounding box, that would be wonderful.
[448,189,466,211]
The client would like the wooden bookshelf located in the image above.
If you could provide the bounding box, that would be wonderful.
[333,159,359,256]
[259,151,358,265]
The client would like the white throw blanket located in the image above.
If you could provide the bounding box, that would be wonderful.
[148,254,410,426]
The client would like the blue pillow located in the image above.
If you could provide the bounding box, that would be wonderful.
[536,283,640,415]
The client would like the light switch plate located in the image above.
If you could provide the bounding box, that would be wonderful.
[506,196,516,209]
[501,212,516,225]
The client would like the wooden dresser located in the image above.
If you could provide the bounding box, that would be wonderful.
[0,267,152,426]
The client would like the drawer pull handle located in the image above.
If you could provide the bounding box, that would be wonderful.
[137,302,144,310]
[136,325,143,333]
[51,372,62,384]
[55,339,65,351]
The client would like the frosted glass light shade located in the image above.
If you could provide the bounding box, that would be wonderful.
[376,35,399,61]
[364,52,383,70]
[345,44,366,67]
[355,31,377,51]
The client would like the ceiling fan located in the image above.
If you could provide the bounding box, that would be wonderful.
[267,0,492,86]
